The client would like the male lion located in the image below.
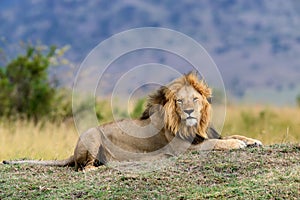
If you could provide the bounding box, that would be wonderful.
[3,72,262,171]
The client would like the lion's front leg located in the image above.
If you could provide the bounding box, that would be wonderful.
[195,139,247,151]
[223,135,263,147]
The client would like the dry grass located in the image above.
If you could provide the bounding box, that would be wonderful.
[0,105,299,161]
[223,105,300,145]
[0,120,78,161]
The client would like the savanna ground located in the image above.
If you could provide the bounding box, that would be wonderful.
[0,105,299,199]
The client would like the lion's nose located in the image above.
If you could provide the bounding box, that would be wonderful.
[184,109,194,115]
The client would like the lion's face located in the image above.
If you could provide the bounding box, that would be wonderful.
[175,85,203,127]
[141,72,212,140]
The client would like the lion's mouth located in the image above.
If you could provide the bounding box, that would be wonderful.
[186,116,196,120]
[185,117,197,126]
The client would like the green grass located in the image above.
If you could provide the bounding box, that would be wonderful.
[1,144,299,199]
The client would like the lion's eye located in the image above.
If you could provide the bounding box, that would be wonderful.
[193,97,199,102]
[176,99,183,104]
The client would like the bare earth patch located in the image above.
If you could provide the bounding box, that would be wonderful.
[1,144,299,199]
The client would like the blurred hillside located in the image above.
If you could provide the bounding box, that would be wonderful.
[0,0,299,105]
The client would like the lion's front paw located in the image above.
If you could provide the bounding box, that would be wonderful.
[224,135,263,147]
[244,138,263,147]
[213,139,247,150]
[82,165,98,173]
[227,139,247,149]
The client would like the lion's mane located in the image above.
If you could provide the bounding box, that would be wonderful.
[141,72,212,142]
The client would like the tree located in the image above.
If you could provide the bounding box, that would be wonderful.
[0,44,69,122]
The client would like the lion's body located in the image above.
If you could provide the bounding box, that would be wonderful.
[3,72,262,171]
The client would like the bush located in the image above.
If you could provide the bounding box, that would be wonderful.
[297,94,300,107]
[0,43,70,122]
[130,98,146,119]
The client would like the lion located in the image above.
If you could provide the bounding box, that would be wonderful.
[3,72,262,171]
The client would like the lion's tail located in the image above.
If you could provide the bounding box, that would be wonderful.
[2,156,75,167]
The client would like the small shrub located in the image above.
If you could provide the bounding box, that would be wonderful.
[130,98,146,119]
[0,43,69,122]
[297,94,300,107]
